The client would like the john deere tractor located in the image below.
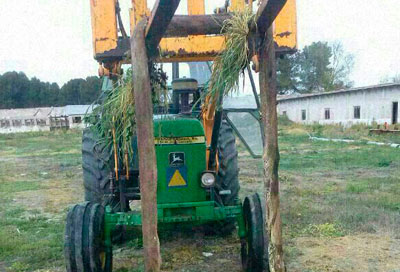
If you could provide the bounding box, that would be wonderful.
[66,68,266,271]
[64,0,296,271]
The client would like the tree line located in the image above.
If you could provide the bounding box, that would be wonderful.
[0,71,102,109]
[0,41,365,108]
[277,41,355,94]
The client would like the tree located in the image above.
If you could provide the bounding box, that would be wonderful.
[0,71,101,109]
[0,71,30,109]
[47,82,61,106]
[59,76,102,105]
[131,19,161,272]
[60,78,85,105]
[325,42,354,91]
[277,41,354,94]
[28,77,46,107]
[81,76,102,103]
[298,41,332,92]
[276,53,301,94]
[260,27,285,272]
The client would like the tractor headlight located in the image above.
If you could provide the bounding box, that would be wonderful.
[201,171,216,188]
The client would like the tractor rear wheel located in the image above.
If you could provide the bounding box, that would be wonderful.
[216,120,240,205]
[64,202,112,272]
[210,120,240,235]
[241,193,269,272]
[82,128,121,211]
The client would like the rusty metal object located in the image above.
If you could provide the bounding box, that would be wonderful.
[369,129,400,135]
[90,0,297,65]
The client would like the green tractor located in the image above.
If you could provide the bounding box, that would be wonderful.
[64,63,267,272]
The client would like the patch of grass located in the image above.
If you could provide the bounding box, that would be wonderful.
[278,114,294,127]
[0,205,65,271]
[302,122,400,144]
[0,180,43,193]
[302,223,344,237]
[346,183,367,193]
[0,122,399,271]
[377,158,392,167]
[277,123,400,241]
[8,262,30,272]
[0,130,82,271]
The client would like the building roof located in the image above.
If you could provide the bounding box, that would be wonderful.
[64,105,96,116]
[48,107,66,117]
[278,83,400,102]
[0,105,96,119]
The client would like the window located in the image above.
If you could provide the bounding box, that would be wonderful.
[12,120,22,127]
[24,119,35,126]
[0,119,10,128]
[36,119,47,126]
[227,112,263,157]
[72,116,82,124]
[301,110,306,121]
[324,108,331,120]
[354,106,361,119]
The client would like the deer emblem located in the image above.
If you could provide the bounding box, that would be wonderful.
[171,153,183,164]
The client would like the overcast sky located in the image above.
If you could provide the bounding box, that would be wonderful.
[0,0,399,87]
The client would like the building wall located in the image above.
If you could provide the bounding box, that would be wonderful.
[0,119,51,134]
[0,105,92,134]
[68,115,86,129]
[278,85,400,126]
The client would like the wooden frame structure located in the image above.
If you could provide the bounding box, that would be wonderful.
[90,0,297,74]
[89,1,297,270]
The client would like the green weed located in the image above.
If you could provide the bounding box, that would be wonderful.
[302,223,344,237]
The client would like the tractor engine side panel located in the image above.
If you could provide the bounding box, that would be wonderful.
[154,118,207,204]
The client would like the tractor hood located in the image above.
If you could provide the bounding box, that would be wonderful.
[153,116,204,138]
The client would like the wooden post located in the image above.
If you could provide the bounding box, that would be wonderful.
[259,26,285,272]
[131,19,161,272]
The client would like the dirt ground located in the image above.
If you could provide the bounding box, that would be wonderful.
[0,129,399,271]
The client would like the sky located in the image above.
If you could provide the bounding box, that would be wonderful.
[0,0,399,87]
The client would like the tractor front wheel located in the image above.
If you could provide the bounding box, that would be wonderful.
[241,193,269,272]
[64,202,112,272]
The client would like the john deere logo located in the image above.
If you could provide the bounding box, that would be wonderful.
[169,152,184,166]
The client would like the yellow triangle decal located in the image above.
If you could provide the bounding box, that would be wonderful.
[168,170,186,187]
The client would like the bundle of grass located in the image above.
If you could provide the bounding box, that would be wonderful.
[87,69,136,168]
[205,8,255,105]
[86,64,167,171]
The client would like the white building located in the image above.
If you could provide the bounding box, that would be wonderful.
[278,83,400,126]
[0,105,95,134]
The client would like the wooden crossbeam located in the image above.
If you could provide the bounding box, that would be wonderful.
[256,0,288,33]
[162,0,288,38]
[145,0,181,55]
[164,14,231,37]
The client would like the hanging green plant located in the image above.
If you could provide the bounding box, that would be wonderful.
[204,8,255,105]
[85,63,168,168]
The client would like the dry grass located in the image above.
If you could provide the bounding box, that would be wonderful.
[291,234,400,272]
